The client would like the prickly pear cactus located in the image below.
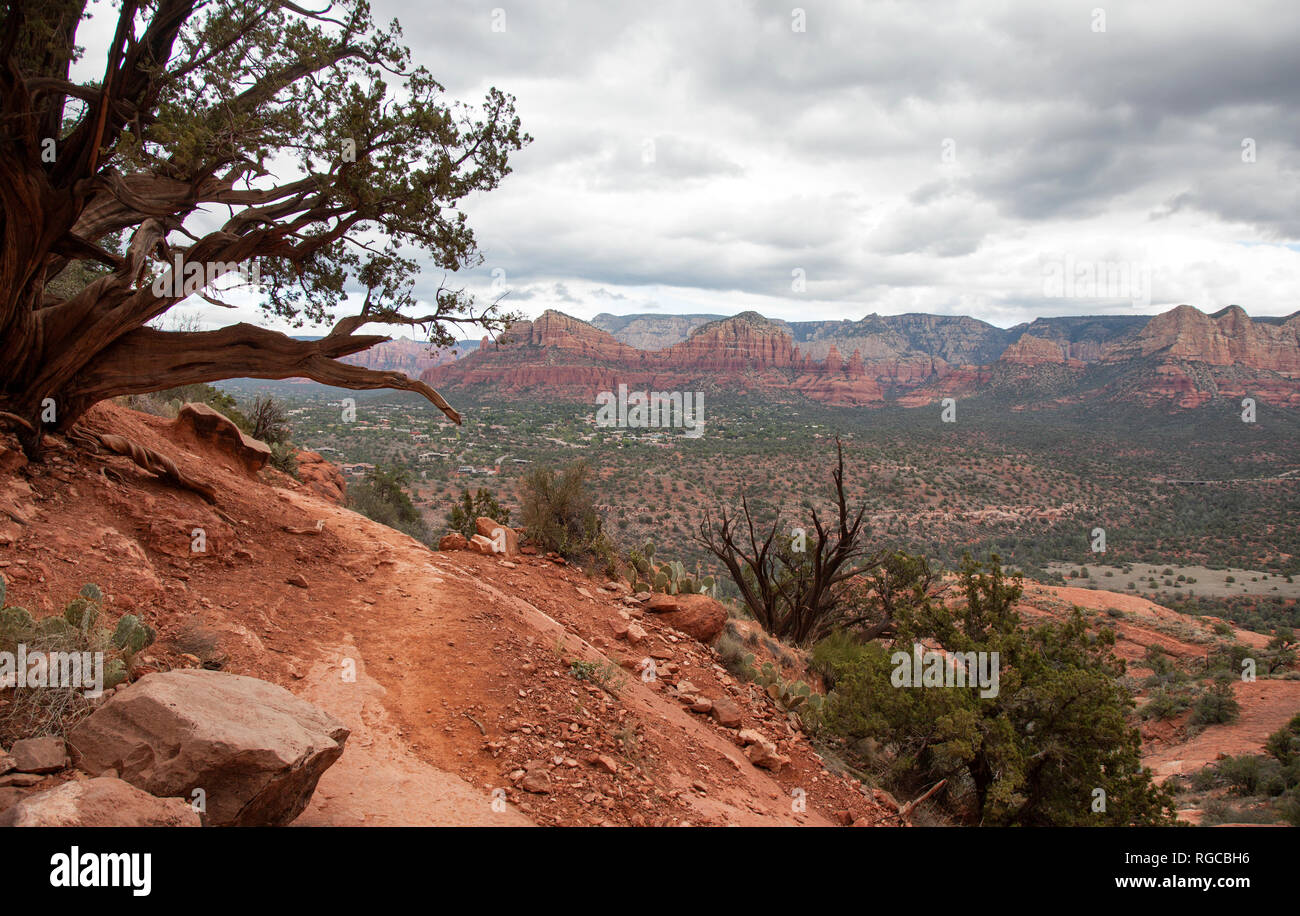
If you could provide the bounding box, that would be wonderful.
[63,596,99,633]
[102,658,128,689]
[0,604,34,637]
[112,614,157,655]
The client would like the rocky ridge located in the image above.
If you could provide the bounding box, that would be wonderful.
[431,305,1300,409]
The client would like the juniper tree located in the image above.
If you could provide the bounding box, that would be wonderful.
[0,0,527,455]
[822,555,1180,826]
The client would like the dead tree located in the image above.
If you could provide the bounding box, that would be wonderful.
[697,439,882,645]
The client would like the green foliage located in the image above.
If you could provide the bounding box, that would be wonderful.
[349,464,429,543]
[1141,686,1192,720]
[567,659,623,695]
[268,440,300,477]
[713,625,752,679]
[111,614,157,656]
[1278,790,1300,826]
[1216,755,1291,797]
[747,658,822,716]
[817,554,1178,826]
[63,596,98,633]
[1189,681,1240,727]
[518,461,614,567]
[18,0,529,439]
[446,487,510,540]
[0,582,149,741]
[626,539,716,596]
[0,604,34,638]
[1265,713,1300,764]
[810,629,865,690]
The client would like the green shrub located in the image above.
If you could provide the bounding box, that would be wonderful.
[268,440,299,477]
[518,461,614,568]
[1141,687,1192,720]
[349,465,429,543]
[445,487,510,540]
[1189,765,1219,792]
[1189,682,1240,727]
[1216,755,1273,795]
[1264,713,1300,764]
[567,659,622,695]
[1201,798,1277,826]
[714,625,751,679]
[811,629,868,691]
[1278,788,1300,827]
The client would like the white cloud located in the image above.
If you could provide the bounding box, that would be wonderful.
[84,0,1300,332]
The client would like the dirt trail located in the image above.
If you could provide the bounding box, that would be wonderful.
[274,487,869,826]
[293,638,531,826]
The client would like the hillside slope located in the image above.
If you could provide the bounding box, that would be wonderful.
[0,404,894,826]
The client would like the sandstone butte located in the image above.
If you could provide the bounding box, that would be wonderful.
[421,304,1300,409]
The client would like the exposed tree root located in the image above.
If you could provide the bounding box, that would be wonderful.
[87,430,219,504]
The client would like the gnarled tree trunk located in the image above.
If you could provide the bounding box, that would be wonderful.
[1,0,523,455]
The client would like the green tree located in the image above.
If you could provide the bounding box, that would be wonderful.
[821,554,1178,825]
[1,0,527,456]
[446,487,510,540]
[1265,713,1300,765]
[349,465,426,542]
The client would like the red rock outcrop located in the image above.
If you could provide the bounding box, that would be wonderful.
[423,306,1300,409]
[295,450,346,503]
[1105,304,1300,373]
[340,337,469,375]
[171,402,271,474]
[667,313,800,370]
[1000,333,1068,366]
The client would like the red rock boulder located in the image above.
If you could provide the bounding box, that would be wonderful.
[643,593,728,643]
[0,777,200,827]
[438,532,469,551]
[68,669,348,826]
[474,517,519,556]
[171,402,271,474]
[295,450,346,503]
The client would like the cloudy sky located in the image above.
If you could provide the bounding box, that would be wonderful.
[81,0,1300,334]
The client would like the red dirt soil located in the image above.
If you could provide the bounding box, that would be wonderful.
[0,403,896,826]
[1018,581,1300,788]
